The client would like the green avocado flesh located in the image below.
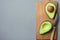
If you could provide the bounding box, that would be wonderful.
[45,2,56,19]
[39,21,52,34]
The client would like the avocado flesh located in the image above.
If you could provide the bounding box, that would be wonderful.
[39,21,52,34]
[45,2,56,19]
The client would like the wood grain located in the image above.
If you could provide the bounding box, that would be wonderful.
[36,0,58,40]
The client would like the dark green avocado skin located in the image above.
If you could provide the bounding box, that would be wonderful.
[44,2,56,19]
[39,20,53,35]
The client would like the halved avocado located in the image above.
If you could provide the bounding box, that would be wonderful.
[45,2,57,19]
[39,20,53,34]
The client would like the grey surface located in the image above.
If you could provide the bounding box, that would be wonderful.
[0,0,60,40]
[57,0,60,40]
[0,0,36,40]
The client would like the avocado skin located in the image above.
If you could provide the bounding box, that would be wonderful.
[39,20,53,35]
[45,2,57,19]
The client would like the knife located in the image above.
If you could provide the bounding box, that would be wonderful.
[50,13,59,40]
[54,13,59,26]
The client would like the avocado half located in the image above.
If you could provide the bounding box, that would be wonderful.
[45,2,56,19]
[39,20,53,35]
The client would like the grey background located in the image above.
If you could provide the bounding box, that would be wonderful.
[0,0,60,40]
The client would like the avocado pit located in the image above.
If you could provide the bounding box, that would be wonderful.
[47,6,54,12]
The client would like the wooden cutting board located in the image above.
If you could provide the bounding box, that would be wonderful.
[36,0,58,40]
